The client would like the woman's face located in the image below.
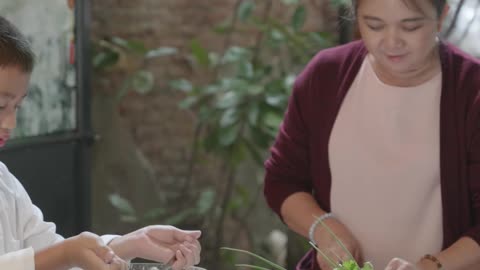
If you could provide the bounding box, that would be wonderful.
[357,0,445,77]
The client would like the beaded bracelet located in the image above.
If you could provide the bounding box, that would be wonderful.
[422,254,443,269]
[308,212,335,245]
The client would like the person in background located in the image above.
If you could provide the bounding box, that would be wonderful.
[263,0,480,269]
[0,15,201,270]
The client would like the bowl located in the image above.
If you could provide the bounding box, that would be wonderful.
[128,263,206,270]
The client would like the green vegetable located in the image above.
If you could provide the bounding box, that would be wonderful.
[222,215,375,270]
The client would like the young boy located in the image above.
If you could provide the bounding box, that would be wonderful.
[0,16,201,270]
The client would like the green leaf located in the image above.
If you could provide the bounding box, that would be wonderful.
[339,260,357,270]
[178,96,198,109]
[196,189,215,215]
[219,124,240,146]
[111,37,147,54]
[330,0,351,8]
[216,92,241,109]
[131,71,155,95]
[220,108,239,127]
[263,112,283,129]
[222,46,252,63]
[145,47,177,58]
[220,78,249,93]
[93,51,119,70]
[237,1,255,22]
[120,215,138,223]
[190,39,210,66]
[284,74,296,90]
[143,208,167,220]
[270,29,285,42]
[238,61,254,78]
[291,5,307,31]
[247,85,263,96]
[170,79,193,92]
[109,194,136,216]
[208,52,221,67]
[266,95,287,108]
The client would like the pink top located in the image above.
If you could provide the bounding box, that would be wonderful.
[329,56,443,268]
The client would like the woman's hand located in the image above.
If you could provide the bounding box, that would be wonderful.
[313,218,363,270]
[109,225,201,270]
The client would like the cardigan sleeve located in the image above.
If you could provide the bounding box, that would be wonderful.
[262,41,365,220]
[464,90,480,244]
[263,77,313,220]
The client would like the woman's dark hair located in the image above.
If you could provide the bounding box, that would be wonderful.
[351,0,447,18]
[0,16,35,73]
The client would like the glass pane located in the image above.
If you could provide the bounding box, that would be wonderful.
[445,0,480,56]
[0,0,76,138]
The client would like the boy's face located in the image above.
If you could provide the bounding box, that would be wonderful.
[0,66,30,147]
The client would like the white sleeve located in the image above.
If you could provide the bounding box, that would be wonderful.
[101,234,119,245]
[9,171,64,251]
[0,247,34,270]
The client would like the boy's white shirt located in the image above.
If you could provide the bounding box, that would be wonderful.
[0,162,118,269]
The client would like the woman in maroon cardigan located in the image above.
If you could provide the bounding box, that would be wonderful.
[263,0,480,269]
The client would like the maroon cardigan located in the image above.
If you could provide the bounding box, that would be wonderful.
[263,40,480,270]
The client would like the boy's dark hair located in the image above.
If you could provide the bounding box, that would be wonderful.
[0,16,35,73]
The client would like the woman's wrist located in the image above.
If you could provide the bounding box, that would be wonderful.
[309,212,335,244]
[416,254,444,270]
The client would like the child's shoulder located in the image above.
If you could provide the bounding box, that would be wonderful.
[0,162,20,195]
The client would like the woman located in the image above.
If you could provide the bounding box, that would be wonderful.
[263,0,480,269]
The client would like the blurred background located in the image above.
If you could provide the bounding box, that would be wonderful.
[0,0,478,269]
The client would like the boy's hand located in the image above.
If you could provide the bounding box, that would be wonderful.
[35,231,127,270]
[313,218,363,270]
[63,232,128,270]
[108,225,202,270]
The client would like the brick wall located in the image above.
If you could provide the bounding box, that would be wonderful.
[90,0,336,265]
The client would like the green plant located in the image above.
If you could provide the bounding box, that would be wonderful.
[168,0,340,268]
[222,216,374,270]
[92,36,214,228]
[98,1,347,268]
[93,36,177,100]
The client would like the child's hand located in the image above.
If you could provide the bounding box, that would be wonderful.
[63,232,128,270]
[108,225,202,270]
[313,218,363,270]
